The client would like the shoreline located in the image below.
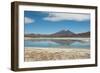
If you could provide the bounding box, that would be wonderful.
[24,37,90,40]
[25,47,90,62]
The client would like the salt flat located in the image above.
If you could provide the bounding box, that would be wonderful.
[24,47,90,62]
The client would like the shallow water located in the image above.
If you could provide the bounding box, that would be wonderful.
[24,39,90,49]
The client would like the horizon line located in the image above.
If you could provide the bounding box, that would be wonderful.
[24,30,90,35]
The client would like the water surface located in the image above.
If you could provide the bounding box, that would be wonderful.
[24,39,90,49]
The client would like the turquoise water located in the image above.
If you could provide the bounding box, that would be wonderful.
[24,39,90,49]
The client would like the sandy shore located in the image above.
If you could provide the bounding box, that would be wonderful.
[24,47,90,62]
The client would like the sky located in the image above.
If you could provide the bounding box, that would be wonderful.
[24,11,90,34]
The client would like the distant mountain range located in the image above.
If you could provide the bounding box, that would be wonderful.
[25,30,90,37]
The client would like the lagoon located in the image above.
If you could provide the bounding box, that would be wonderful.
[24,38,90,49]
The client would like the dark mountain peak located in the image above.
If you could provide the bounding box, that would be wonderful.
[53,29,75,35]
[60,29,67,32]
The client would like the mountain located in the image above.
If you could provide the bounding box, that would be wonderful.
[25,34,36,37]
[24,34,42,37]
[24,30,90,37]
[51,30,76,37]
[53,30,75,35]
[77,32,90,37]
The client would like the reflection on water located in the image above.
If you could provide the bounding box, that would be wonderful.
[24,39,90,49]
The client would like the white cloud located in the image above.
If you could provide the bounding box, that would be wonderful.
[43,12,90,22]
[24,17,35,24]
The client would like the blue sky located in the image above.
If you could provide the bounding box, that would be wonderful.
[24,11,90,34]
